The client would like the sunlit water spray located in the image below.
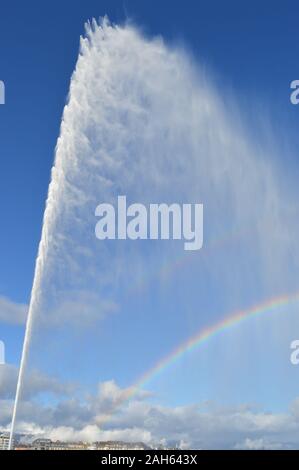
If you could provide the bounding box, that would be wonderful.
[9,211,52,448]
[9,18,299,447]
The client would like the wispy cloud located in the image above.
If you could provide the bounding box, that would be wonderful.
[0,295,27,325]
[0,364,74,400]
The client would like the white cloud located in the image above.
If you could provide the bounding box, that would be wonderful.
[0,295,27,325]
[0,364,74,400]
[3,379,299,449]
[47,425,152,445]
[234,437,287,450]
[40,292,119,328]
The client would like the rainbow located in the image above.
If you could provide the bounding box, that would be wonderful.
[101,289,299,424]
[131,290,299,393]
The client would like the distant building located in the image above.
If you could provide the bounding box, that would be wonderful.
[13,436,155,451]
[95,441,151,450]
[0,433,14,450]
[53,441,87,450]
[31,438,87,450]
[62,442,87,450]
[32,438,52,450]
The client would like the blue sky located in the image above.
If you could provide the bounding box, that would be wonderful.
[0,0,298,358]
[1,1,299,448]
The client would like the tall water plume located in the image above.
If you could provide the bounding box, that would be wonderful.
[9,18,299,447]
